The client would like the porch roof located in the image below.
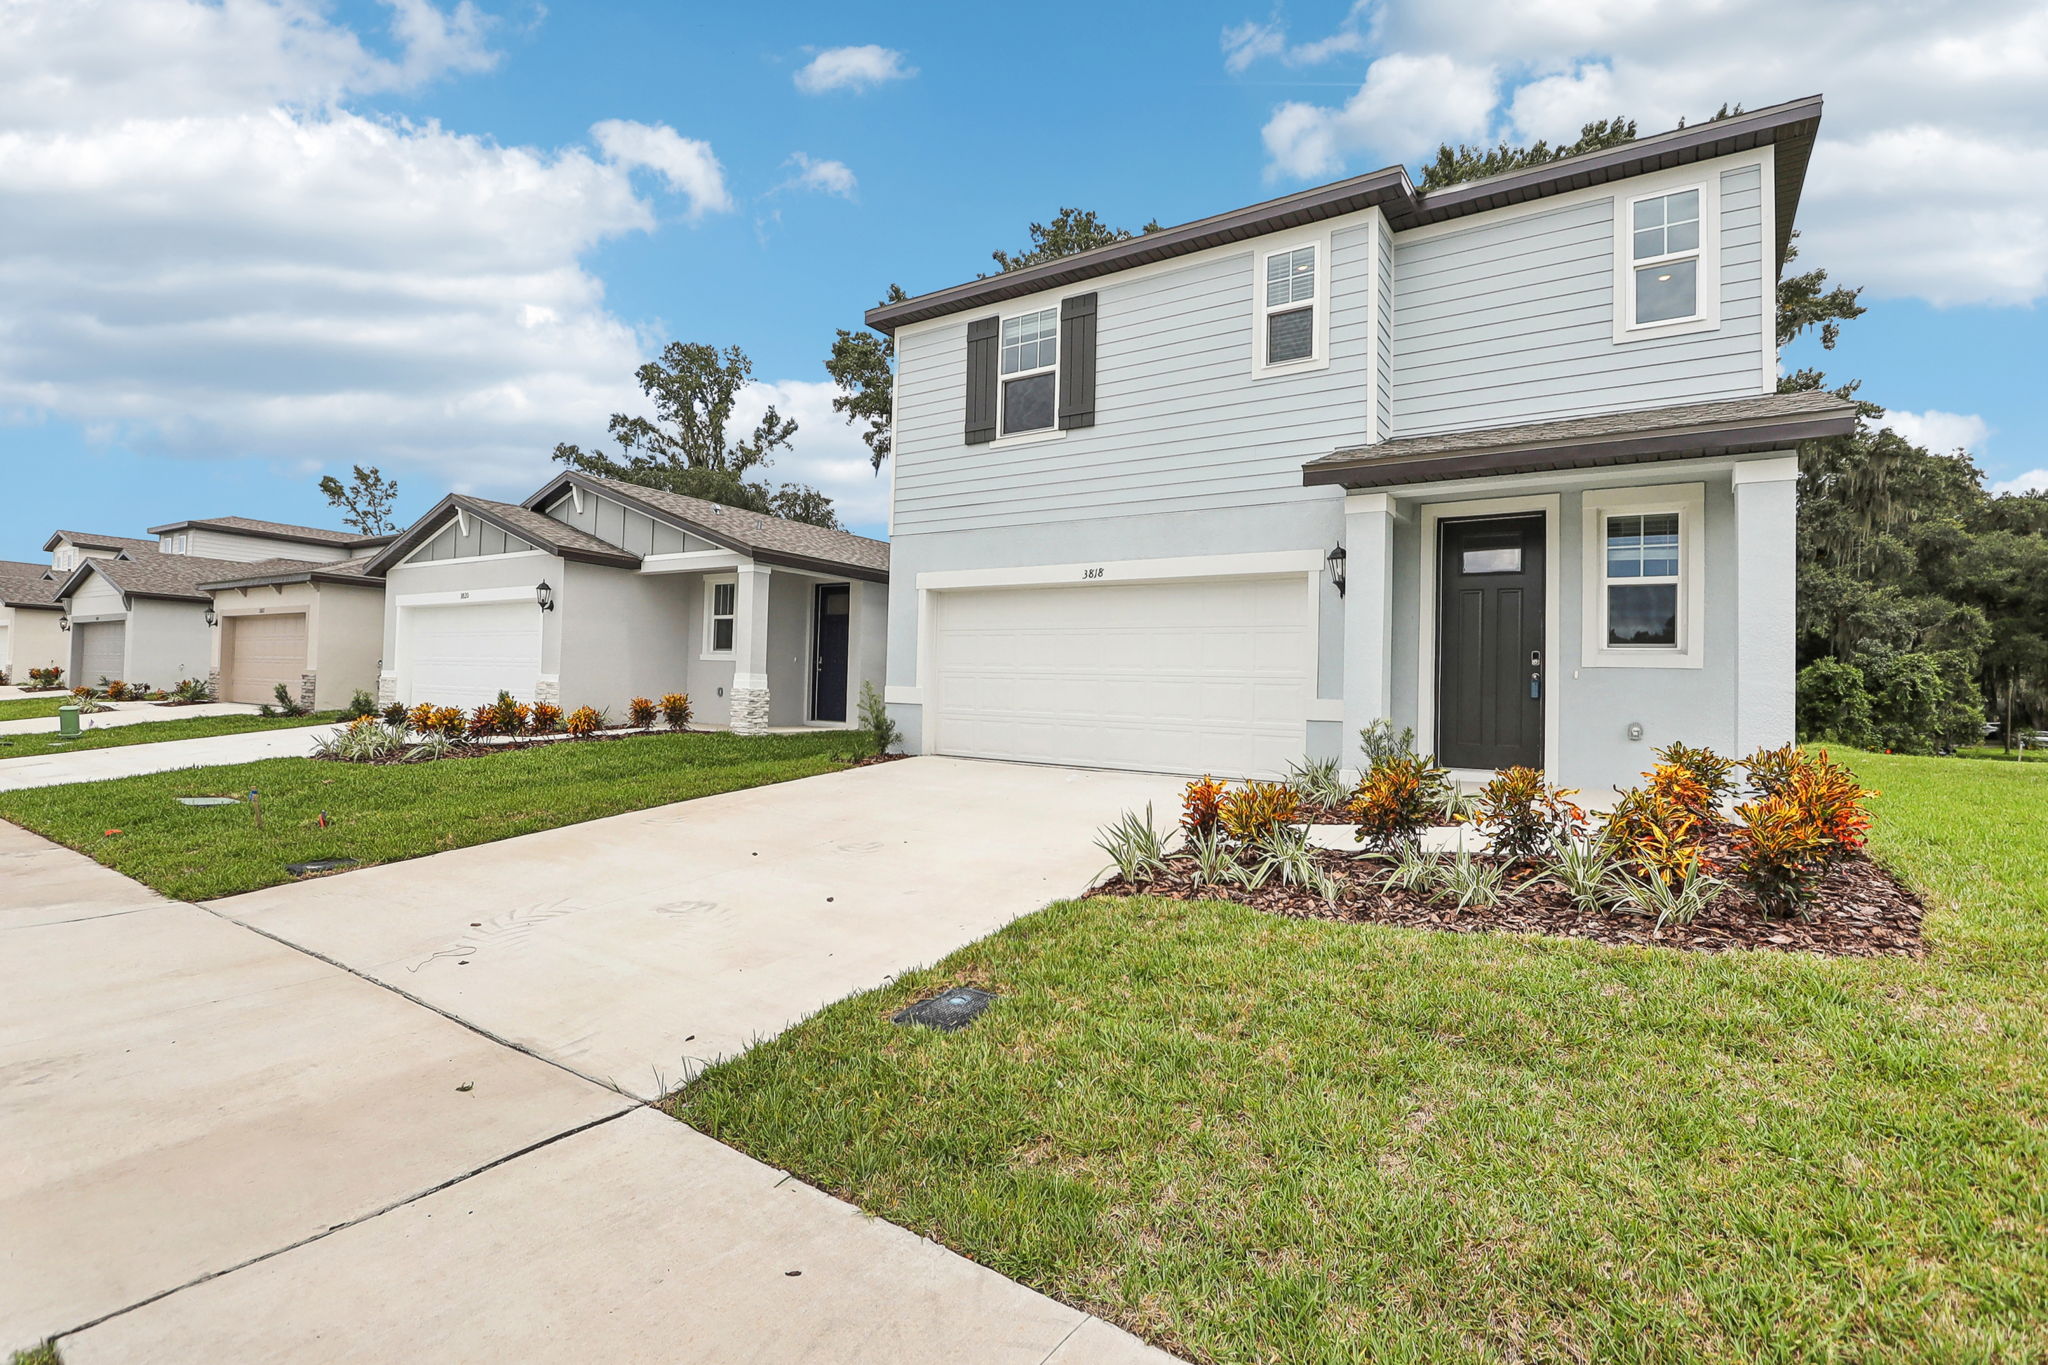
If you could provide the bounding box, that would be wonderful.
[1300,391,1859,490]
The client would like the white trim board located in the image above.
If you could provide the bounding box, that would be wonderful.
[1414,493,1563,775]
[394,586,541,609]
[1580,482,1707,671]
[915,548,1324,593]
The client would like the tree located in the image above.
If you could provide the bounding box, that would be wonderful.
[1418,118,1637,191]
[825,209,1160,471]
[317,464,400,536]
[554,341,839,529]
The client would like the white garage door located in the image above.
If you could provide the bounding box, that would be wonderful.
[75,620,124,686]
[0,622,9,678]
[400,601,541,708]
[931,575,1313,778]
[222,613,308,705]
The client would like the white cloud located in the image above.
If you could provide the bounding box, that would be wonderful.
[1262,53,1496,180]
[1223,8,1369,73]
[592,119,733,218]
[781,153,858,200]
[737,379,892,529]
[1879,409,1991,456]
[792,44,915,95]
[0,0,771,504]
[1993,469,2048,496]
[1231,0,2048,305]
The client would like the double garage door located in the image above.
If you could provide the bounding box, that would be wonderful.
[400,601,541,708]
[222,613,308,704]
[929,575,1312,778]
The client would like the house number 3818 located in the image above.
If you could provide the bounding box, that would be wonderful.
[1080,567,1104,580]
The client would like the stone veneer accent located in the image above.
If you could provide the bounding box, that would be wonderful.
[535,677,561,706]
[376,673,398,707]
[206,669,222,703]
[728,686,770,735]
[298,672,318,711]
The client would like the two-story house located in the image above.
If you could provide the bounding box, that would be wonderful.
[869,95,1856,793]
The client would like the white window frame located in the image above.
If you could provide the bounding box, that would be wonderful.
[1614,178,1719,342]
[1580,483,1706,670]
[52,547,73,571]
[701,574,738,659]
[991,305,1061,445]
[161,533,188,555]
[1252,228,1332,378]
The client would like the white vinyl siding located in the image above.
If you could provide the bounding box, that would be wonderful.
[182,529,355,563]
[542,490,696,555]
[1389,162,1767,436]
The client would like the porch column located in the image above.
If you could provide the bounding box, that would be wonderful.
[729,563,773,735]
[1341,491,1398,778]
[1732,455,1799,754]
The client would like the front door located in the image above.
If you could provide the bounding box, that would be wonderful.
[1436,515,1545,771]
[810,583,851,722]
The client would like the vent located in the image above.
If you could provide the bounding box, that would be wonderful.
[892,986,998,1033]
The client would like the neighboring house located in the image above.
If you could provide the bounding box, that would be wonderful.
[50,516,390,695]
[869,95,1857,791]
[197,556,387,707]
[0,560,65,681]
[362,471,888,730]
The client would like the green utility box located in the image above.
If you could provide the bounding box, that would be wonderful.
[57,704,80,737]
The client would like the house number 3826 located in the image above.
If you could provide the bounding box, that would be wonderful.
[1080,567,1104,580]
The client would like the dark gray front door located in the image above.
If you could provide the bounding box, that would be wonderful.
[810,584,851,722]
[1436,515,1544,771]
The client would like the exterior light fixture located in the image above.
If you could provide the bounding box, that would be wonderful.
[1326,543,1348,597]
[203,607,218,627]
[58,615,71,632]
[535,581,555,612]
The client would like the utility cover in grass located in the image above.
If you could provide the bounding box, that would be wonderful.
[176,796,241,806]
[286,858,358,875]
[892,986,997,1032]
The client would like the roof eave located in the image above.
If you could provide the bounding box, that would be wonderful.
[753,547,889,584]
[523,471,754,560]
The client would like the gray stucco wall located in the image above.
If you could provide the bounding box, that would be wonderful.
[557,560,695,714]
[308,582,388,710]
[2,608,65,676]
[123,597,213,687]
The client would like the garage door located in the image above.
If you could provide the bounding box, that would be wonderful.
[223,613,308,704]
[931,575,1313,778]
[0,622,9,679]
[400,601,541,708]
[75,620,123,686]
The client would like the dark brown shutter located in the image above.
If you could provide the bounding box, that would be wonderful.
[964,316,999,445]
[1058,292,1097,430]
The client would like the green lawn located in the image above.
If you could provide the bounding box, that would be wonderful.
[0,709,340,762]
[673,750,2048,1364]
[0,696,66,722]
[0,730,858,901]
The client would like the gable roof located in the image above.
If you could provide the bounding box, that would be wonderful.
[0,563,62,610]
[527,471,890,582]
[1300,391,1858,489]
[867,95,1823,335]
[145,515,391,549]
[361,493,642,577]
[54,550,282,605]
[196,554,384,592]
[41,529,159,555]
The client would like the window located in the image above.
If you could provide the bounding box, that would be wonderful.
[1628,188,1701,326]
[161,533,188,555]
[704,576,736,655]
[1581,484,1704,669]
[52,548,73,571]
[1260,244,1318,366]
[998,307,1058,436]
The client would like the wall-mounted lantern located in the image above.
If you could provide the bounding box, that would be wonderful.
[203,607,219,627]
[57,615,71,633]
[1326,543,1348,598]
[535,581,555,612]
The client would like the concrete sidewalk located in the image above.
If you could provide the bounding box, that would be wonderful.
[0,721,343,791]
[0,700,261,737]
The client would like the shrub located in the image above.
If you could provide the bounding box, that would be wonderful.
[1375,842,1439,893]
[311,719,406,762]
[659,692,692,730]
[1470,766,1586,860]
[1645,762,1713,822]
[564,705,604,738]
[1538,835,1620,914]
[69,687,111,714]
[1183,826,1238,887]
[427,706,467,738]
[492,691,528,736]
[1429,846,1507,910]
[1283,756,1348,808]
[1094,804,1168,885]
[170,677,214,704]
[1218,780,1301,849]
[1611,863,1726,927]
[27,665,63,688]
[467,704,501,738]
[1787,748,1877,861]
[1348,753,1453,854]
[627,697,658,728]
[380,703,409,727]
[405,702,437,735]
[1600,788,1711,887]
[1796,657,1878,748]
[1653,741,1736,808]
[1741,743,1801,799]
[263,681,308,717]
[529,702,564,734]
[1238,824,1342,902]
[858,681,899,756]
[1180,776,1226,839]
[104,679,126,701]
[1729,794,1832,917]
[401,731,461,763]
[342,689,378,721]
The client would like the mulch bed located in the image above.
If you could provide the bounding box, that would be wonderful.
[1091,834,1925,959]
[847,752,910,768]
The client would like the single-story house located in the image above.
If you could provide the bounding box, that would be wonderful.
[53,551,248,690]
[197,555,387,708]
[364,472,889,730]
[0,560,66,682]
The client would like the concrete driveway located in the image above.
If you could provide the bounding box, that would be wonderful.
[213,756,1181,1098]
[4,758,1184,1362]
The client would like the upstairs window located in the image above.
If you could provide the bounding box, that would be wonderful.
[1629,188,1701,326]
[160,533,189,555]
[999,307,1058,436]
[1261,244,1318,365]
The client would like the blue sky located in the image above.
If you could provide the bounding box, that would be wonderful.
[2,0,2041,563]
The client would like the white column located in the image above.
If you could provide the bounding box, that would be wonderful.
[1341,491,1398,778]
[1732,455,1799,754]
[729,563,774,734]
